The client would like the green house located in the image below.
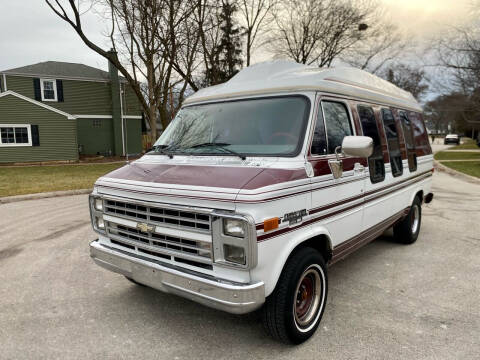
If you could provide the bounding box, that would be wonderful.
[0,60,144,163]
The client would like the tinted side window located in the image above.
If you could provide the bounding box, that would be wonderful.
[358,106,385,183]
[410,112,431,156]
[311,103,327,155]
[322,101,353,154]
[399,111,417,172]
[381,109,403,177]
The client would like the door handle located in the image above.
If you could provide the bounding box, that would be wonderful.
[354,163,365,172]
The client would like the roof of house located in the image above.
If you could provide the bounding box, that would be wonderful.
[184,61,422,112]
[0,90,75,119]
[0,61,124,82]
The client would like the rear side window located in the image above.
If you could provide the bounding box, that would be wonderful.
[358,105,385,183]
[410,112,431,155]
[399,111,417,172]
[322,101,353,154]
[381,109,403,177]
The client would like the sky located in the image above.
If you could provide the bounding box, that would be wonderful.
[0,0,475,79]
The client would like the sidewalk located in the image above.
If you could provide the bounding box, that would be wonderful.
[444,149,480,152]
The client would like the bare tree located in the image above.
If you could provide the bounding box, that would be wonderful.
[380,64,429,101]
[45,0,199,141]
[341,22,408,74]
[268,0,373,67]
[238,0,277,66]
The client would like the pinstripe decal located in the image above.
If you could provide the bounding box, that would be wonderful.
[256,170,432,241]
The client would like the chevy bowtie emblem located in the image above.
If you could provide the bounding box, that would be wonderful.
[137,222,154,233]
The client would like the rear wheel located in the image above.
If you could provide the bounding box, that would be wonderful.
[394,196,422,244]
[262,247,328,344]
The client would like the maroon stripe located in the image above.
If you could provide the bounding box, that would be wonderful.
[105,163,308,191]
[101,166,431,208]
[257,172,431,241]
[330,209,406,264]
[310,169,431,215]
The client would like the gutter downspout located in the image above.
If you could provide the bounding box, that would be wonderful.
[2,74,6,92]
[119,82,127,159]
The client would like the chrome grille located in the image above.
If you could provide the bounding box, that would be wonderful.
[106,221,213,269]
[104,199,211,232]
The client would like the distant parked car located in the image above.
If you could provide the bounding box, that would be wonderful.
[444,134,460,145]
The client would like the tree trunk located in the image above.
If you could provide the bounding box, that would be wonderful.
[158,104,170,134]
[149,104,157,146]
[246,31,251,66]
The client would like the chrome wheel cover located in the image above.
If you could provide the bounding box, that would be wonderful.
[293,265,325,332]
[411,205,420,234]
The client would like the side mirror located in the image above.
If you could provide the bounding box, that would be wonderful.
[341,136,373,158]
[328,136,373,179]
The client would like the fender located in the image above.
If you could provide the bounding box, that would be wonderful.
[409,176,432,205]
[252,224,333,297]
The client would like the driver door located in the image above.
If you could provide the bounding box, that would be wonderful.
[308,96,366,252]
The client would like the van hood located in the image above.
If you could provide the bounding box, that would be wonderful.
[94,157,308,210]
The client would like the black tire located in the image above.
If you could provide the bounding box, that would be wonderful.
[262,247,328,344]
[393,196,422,244]
[125,276,146,286]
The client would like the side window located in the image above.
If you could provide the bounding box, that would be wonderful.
[358,106,385,183]
[311,103,327,155]
[381,109,403,177]
[399,111,417,172]
[322,101,353,154]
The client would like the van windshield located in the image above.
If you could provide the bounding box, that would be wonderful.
[152,96,310,157]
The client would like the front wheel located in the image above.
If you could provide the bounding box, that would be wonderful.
[394,196,422,244]
[262,247,328,344]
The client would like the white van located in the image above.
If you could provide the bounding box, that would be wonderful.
[89,62,434,344]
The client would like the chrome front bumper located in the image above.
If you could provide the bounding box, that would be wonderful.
[90,240,265,314]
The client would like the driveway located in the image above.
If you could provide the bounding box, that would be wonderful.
[1,171,479,359]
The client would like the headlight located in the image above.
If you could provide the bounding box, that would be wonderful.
[223,244,246,265]
[212,214,257,269]
[223,218,245,238]
[94,198,103,211]
[96,216,105,229]
[89,194,106,234]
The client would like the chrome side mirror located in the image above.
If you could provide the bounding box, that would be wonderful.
[328,136,373,179]
[342,136,373,158]
[328,146,343,179]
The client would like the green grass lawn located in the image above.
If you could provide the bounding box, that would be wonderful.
[0,163,125,197]
[453,138,479,150]
[435,151,480,161]
[441,161,480,178]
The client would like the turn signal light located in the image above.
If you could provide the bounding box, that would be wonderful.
[263,217,279,232]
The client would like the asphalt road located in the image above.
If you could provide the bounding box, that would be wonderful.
[1,171,479,360]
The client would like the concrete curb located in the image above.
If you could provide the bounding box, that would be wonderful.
[0,189,92,204]
[434,160,480,184]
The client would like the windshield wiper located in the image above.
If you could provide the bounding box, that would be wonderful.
[148,144,179,158]
[190,142,246,160]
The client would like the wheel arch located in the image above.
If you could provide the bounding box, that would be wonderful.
[411,189,424,205]
[257,226,333,297]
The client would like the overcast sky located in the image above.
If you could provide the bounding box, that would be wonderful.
[0,0,474,73]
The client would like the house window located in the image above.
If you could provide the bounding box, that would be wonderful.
[92,119,102,128]
[0,124,32,146]
[40,79,57,101]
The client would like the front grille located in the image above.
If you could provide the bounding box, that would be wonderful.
[102,199,213,270]
[104,200,211,232]
[106,222,213,269]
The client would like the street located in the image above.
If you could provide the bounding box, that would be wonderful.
[0,170,479,360]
